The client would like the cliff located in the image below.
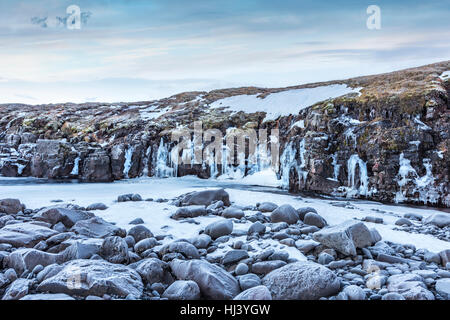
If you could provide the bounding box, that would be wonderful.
[0,61,449,207]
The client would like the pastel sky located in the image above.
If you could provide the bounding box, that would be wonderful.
[0,0,449,104]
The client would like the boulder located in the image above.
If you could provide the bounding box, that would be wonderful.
[2,279,32,300]
[296,207,317,220]
[100,236,129,264]
[0,199,25,214]
[37,259,143,298]
[205,220,233,239]
[0,222,58,248]
[5,248,63,275]
[222,207,245,219]
[262,261,340,300]
[343,285,366,300]
[181,189,231,207]
[387,273,434,300]
[127,225,153,243]
[134,238,158,254]
[162,280,201,300]
[132,258,172,285]
[34,207,95,227]
[313,220,375,256]
[439,249,450,266]
[171,205,207,220]
[303,212,327,228]
[61,239,102,261]
[248,221,266,235]
[86,203,108,211]
[423,213,450,228]
[435,278,450,299]
[189,234,212,249]
[170,259,240,300]
[233,285,272,300]
[257,202,278,212]
[238,274,261,291]
[71,217,125,238]
[270,204,299,225]
[251,261,287,275]
[221,250,249,265]
[163,241,200,260]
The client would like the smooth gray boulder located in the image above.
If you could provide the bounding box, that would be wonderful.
[99,236,129,264]
[343,285,366,300]
[127,225,153,243]
[257,202,278,212]
[233,285,272,300]
[162,280,201,300]
[304,212,327,228]
[5,248,63,275]
[313,220,375,256]
[189,234,211,249]
[71,217,126,238]
[205,220,233,239]
[171,205,207,220]
[248,221,266,235]
[181,189,231,207]
[238,273,261,291]
[86,203,108,211]
[37,259,143,298]
[61,239,102,261]
[221,250,249,265]
[262,261,340,300]
[134,238,158,254]
[0,222,58,248]
[170,259,240,300]
[270,204,299,225]
[0,199,25,214]
[424,213,450,228]
[296,207,317,220]
[2,279,32,300]
[34,207,94,227]
[387,273,434,300]
[222,207,245,219]
[163,241,200,259]
[435,278,450,299]
[132,258,172,285]
[252,260,287,275]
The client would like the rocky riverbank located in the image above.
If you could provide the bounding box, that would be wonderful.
[0,188,449,300]
[1,62,449,207]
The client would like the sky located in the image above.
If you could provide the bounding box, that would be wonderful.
[0,0,449,104]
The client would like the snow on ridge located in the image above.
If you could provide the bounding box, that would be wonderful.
[209,84,362,121]
[439,70,450,81]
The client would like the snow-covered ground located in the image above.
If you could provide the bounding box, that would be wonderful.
[210,84,361,121]
[0,176,448,255]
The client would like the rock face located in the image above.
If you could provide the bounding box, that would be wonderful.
[37,259,144,298]
[313,220,376,256]
[0,222,58,248]
[262,261,340,300]
[0,62,449,207]
[170,259,240,300]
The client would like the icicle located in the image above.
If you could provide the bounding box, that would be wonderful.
[347,154,369,196]
[123,146,134,179]
[70,156,81,176]
[155,139,174,178]
[142,146,151,177]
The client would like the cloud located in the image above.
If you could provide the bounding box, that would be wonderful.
[31,16,48,28]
